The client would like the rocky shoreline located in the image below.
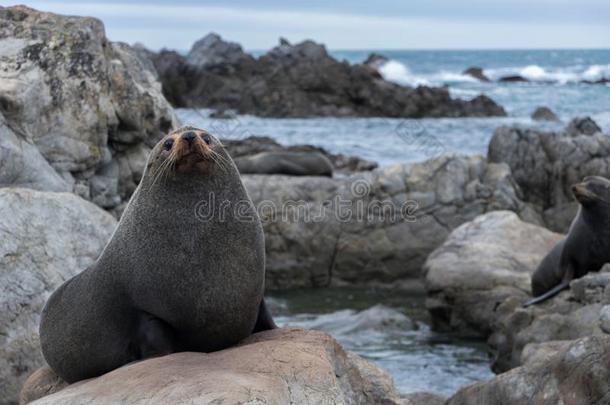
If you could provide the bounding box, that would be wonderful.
[2,4,610,405]
[140,33,507,118]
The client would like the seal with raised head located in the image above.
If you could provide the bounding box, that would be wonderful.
[40,126,276,383]
[524,176,610,307]
[234,151,333,177]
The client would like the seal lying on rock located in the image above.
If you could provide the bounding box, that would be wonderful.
[40,126,276,383]
[524,176,610,306]
[234,151,333,177]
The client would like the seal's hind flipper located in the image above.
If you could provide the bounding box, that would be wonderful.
[252,298,277,333]
[131,313,176,360]
[523,280,570,307]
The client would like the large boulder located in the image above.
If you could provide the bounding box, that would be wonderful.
[488,117,610,231]
[0,188,116,405]
[0,5,177,210]
[447,336,610,405]
[23,329,409,405]
[245,154,539,290]
[424,211,562,338]
[146,37,506,118]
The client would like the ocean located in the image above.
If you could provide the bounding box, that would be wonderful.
[178,49,610,166]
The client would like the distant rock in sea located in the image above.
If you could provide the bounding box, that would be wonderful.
[142,35,507,118]
[531,106,559,122]
[463,66,490,82]
[498,75,529,82]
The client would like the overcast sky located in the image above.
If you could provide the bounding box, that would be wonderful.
[16,0,610,51]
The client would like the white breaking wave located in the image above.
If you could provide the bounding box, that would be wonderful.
[378,60,430,86]
[378,59,477,87]
[486,64,610,84]
[377,60,610,86]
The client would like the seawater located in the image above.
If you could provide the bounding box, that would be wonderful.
[268,288,492,396]
[178,49,610,166]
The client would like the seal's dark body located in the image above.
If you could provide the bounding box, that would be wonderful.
[40,132,274,383]
[525,177,610,306]
[234,151,333,177]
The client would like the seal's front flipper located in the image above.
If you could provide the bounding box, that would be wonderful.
[252,298,277,333]
[524,264,574,307]
[131,313,176,360]
[523,280,570,307]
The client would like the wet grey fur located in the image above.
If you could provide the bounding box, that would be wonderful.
[234,151,333,177]
[524,176,610,306]
[40,129,275,383]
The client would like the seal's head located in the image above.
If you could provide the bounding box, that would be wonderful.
[148,126,229,175]
[572,176,610,206]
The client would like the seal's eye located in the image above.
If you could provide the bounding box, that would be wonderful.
[202,134,211,145]
[163,139,174,151]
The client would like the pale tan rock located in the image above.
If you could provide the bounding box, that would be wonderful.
[28,329,408,405]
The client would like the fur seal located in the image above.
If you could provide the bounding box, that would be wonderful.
[234,151,333,177]
[524,176,610,307]
[40,126,276,383]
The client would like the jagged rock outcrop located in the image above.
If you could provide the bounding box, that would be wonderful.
[186,32,251,68]
[22,329,410,405]
[489,270,610,372]
[0,188,116,405]
[0,5,177,212]
[244,155,539,290]
[488,117,610,231]
[145,36,507,118]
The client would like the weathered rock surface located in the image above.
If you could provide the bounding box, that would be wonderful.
[489,270,610,372]
[488,117,610,231]
[0,114,69,192]
[447,336,610,405]
[245,154,539,290]
[146,36,506,118]
[462,67,490,82]
[0,188,116,405]
[24,329,409,405]
[531,106,559,122]
[223,135,378,174]
[0,5,177,211]
[424,211,562,338]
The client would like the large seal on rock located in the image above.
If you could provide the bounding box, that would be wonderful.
[234,151,333,177]
[524,176,610,306]
[40,126,276,383]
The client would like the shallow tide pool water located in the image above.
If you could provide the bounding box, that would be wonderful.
[267,288,493,396]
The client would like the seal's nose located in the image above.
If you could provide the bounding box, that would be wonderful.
[182,131,195,144]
